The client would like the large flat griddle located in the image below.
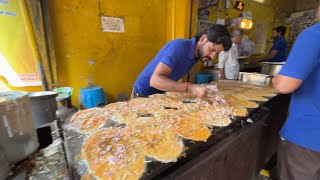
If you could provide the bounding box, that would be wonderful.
[62,87,278,180]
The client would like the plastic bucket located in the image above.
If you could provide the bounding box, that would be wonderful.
[195,73,212,84]
[54,87,73,101]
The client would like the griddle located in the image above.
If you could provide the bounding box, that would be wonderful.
[62,94,278,180]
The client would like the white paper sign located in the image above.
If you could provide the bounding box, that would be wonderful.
[101,16,125,33]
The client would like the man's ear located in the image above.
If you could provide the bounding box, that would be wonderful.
[199,34,208,43]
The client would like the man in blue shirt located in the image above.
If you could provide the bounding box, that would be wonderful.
[272,2,320,179]
[255,26,288,63]
[133,25,232,98]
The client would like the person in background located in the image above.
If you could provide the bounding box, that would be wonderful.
[133,25,232,98]
[272,1,320,179]
[218,28,243,80]
[255,26,288,63]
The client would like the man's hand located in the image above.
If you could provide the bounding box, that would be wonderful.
[189,84,208,98]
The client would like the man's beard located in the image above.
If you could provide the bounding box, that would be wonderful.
[197,43,211,63]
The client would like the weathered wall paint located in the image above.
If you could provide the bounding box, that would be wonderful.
[47,0,191,105]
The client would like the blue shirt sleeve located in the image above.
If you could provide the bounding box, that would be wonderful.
[160,41,183,70]
[279,28,320,81]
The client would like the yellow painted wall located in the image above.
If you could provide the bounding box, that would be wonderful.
[0,0,43,92]
[47,0,191,105]
[188,0,203,83]
[167,0,192,40]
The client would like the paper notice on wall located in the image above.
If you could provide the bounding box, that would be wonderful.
[101,16,125,33]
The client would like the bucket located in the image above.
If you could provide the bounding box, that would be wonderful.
[54,87,73,101]
[195,73,212,84]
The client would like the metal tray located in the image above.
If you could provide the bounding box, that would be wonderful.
[237,72,272,84]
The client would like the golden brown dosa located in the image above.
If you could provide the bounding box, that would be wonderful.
[69,108,109,133]
[229,105,249,117]
[127,117,184,162]
[224,94,259,108]
[192,105,232,127]
[155,109,211,141]
[81,128,145,180]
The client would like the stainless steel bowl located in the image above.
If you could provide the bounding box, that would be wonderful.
[261,62,285,76]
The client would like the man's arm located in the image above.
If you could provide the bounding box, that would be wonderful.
[254,50,279,63]
[218,51,227,79]
[272,75,303,94]
[272,28,319,94]
[219,68,226,80]
[150,62,208,98]
[150,62,184,92]
[266,50,279,60]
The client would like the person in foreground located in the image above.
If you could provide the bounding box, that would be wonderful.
[133,24,232,98]
[272,2,320,179]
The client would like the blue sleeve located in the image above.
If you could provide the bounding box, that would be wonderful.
[160,41,183,69]
[279,28,320,80]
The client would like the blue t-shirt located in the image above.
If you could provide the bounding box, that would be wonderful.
[134,38,198,96]
[279,23,320,152]
[269,36,287,62]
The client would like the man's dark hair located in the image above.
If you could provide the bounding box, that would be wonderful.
[273,26,286,36]
[195,24,232,51]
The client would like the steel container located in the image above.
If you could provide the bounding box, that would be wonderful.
[238,72,272,84]
[261,62,285,76]
[28,91,58,129]
[0,91,39,165]
[0,148,10,180]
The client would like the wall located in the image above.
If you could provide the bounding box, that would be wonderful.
[47,0,191,105]
[209,0,290,51]
[184,0,294,80]
[0,0,43,92]
[295,0,319,12]
[188,0,202,83]
[199,0,293,61]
